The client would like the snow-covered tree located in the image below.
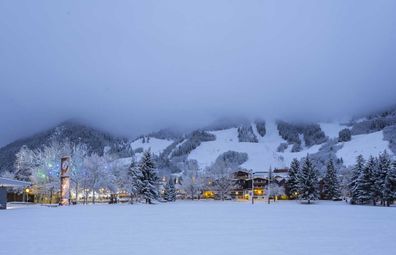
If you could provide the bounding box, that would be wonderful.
[383,160,396,206]
[126,157,143,204]
[374,151,392,205]
[349,155,365,204]
[83,153,107,204]
[30,140,74,203]
[163,177,176,202]
[321,159,341,200]
[181,160,203,200]
[286,158,300,198]
[69,143,89,203]
[139,151,159,204]
[355,156,377,205]
[268,182,285,201]
[297,156,319,204]
[14,145,36,181]
[209,166,236,201]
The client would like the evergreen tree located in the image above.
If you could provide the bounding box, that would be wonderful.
[297,156,319,204]
[139,151,159,204]
[127,157,143,204]
[383,160,396,206]
[163,177,177,202]
[355,156,376,205]
[375,151,391,205]
[286,158,300,199]
[349,155,365,204]
[322,159,341,200]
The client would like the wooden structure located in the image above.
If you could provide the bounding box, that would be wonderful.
[59,156,71,206]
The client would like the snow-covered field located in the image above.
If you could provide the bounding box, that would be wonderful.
[1,201,395,255]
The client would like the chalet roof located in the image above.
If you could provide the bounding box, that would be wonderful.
[0,177,31,188]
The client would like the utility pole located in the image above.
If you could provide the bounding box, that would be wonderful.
[268,167,272,204]
[251,170,254,205]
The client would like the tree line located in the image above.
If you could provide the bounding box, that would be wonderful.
[286,151,396,206]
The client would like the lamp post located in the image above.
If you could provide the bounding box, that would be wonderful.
[268,167,272,204]
[25,188,30,203]
[251,170,254,205]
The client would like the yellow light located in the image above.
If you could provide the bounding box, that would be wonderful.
[203,191,214,198]
[25,188,30,193]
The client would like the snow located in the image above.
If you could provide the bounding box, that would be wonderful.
[337,131,392,166]
[319,122,348,139]
[131,137,174,159]
[189,121,322,172]
[1,201,395,255]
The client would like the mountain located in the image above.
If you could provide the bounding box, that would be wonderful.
[2,108,396,175]
[0,121,128,173]
[131,109,396,174]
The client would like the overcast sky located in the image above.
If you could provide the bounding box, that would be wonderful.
[1,0,396,146]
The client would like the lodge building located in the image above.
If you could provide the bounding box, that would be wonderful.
[201,168,289,200]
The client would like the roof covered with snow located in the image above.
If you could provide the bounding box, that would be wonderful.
[0,177,31,187]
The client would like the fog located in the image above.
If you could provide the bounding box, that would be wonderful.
[1,0,396,146]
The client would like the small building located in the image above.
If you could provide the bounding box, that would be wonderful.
[0,177,31,209]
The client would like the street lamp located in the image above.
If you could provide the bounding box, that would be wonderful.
[25,188,30,203]
[250,170,254,205]
[268,167,272,204]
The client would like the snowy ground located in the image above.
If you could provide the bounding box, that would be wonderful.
[1,201,395,255]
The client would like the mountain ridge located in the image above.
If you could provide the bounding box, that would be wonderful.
[1,108,396,174]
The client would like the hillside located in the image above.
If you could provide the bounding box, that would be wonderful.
[0,121,128,173]
[129,112,396,173]
[2,108,396,175]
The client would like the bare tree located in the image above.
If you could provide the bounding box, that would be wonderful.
[181,160,203,200]
[83,154,107,204]
[208,166,236,201]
